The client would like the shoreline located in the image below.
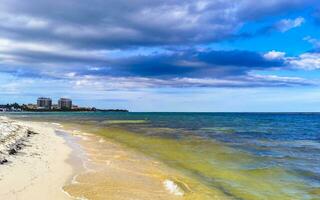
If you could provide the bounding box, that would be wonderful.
[0,117,197,200]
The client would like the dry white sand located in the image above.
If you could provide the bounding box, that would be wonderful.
[0,118,74,200]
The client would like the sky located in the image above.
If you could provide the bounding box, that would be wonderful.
[0,0,320,111]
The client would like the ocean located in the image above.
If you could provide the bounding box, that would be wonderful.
[6,112,320,199]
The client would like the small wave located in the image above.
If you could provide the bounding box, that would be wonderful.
[71,174,80,184]
[163,179,184,196]
[72,130,81,135]
[76,135,90,141]
[51,122,62,127]
[62,187,88,200]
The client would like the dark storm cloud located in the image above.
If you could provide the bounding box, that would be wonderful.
[106,50,285,78]
[0,49,286,82]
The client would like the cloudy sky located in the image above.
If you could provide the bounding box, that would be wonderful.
[0,0,320,111]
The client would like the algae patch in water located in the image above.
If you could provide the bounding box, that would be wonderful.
[200,127,236,134]
[92,127,315,200]
[101,120,148,124]
[63,122,318,200]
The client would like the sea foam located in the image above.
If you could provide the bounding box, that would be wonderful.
[163,179,184,196]
[51,122,62,127]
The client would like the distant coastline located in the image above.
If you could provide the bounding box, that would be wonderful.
[0,103,129,113]
[19,109,129,112]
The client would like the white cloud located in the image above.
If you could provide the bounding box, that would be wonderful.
[303,36,320,48]
[263,50,286,60]
[275,17,305,32]
[68,74,313,90]
[264,49,320,70]
[251,74,310,84]
[288,52,320,70]
[0,12,48,30]
[66,72,77,78]
[88,67,102,71]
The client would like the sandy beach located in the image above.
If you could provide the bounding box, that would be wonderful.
[0,117,73,200]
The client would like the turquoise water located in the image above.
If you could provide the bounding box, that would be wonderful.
[5,112,320,199]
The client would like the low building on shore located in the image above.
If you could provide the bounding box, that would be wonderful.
[27,104,37,110]
[0,107,9,112]
[72,105,79,110]
[52,104,59,110]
